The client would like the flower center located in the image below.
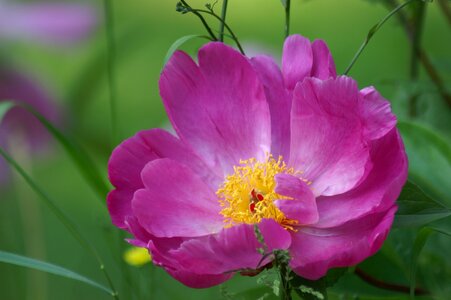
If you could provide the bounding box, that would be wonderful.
[217,155,299,231]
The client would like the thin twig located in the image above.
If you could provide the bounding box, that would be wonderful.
[193,8,245,54]
[383,0,451,108]
[180,0,218,41]
[355,267,429,295]
[438,0,451,27]
[344,0,417,75]
[408,1,427,117]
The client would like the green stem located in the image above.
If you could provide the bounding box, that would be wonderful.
[279,265,292,300]
[11,139,47,300]
[408,1,427,117]
[103,0,119,148]
[355,267,429,295]
[285,0,291,38]
[438,0,451,26]
[180,0,218,41]
[0,147,119,300]
[219,0,228,42]
[383,0,451,108]
[193,8,245,54]
[344,0,417,75]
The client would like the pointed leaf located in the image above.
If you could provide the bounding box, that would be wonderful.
[394,181,451,228]
[162,34,210,67]
[410,227,451,297]
[0,251,113,295]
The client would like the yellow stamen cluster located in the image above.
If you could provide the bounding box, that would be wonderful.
[217,155,298,230]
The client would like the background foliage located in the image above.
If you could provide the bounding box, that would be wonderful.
[0,0,450,299]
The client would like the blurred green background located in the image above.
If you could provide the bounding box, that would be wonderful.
[0,0,450,299]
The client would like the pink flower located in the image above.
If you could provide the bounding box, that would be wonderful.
[0,66,61,183]
[0,1,97,45]
[107,35,408,288]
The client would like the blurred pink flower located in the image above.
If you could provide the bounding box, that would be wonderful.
[0,1,97,45]
[0,1,97,182]
[0,66,60,182]
[107,35,408,287]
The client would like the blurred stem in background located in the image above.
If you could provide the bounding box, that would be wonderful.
[103,0,119,149]
[344,0,417,75]
[437,0,451,26]
[219,0,228,42]
[408,1,427,117]
[285,0,291,38]
[10,137,47,300]
[383,0,451,109]
[103,1,136,298]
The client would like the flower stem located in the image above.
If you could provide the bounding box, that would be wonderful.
[285,0,291,38]
[383,0,451,109]
[103,0,119,148]
[180,0,218,41]
[355,267,429,295]
[193,8,245,55]
[279,265,292,300]
[408,1,427,117]
[219,0,228,42]
[438,0,451,26]
[344,0,417,75]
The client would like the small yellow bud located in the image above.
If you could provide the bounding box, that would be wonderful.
[123,247,152,267]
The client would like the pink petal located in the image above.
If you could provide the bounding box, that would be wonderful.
[360,87,397,140]
[274,174,319,225]
[169,219,291,275]
[145,236,232,288]
[289,76,370,196]
[159,43,271,175]
[311,40,337,80]
[251,55,292,159]
[282,35,313,90]
[107,129,219,229]
[314,129,407,228]
[290,206,397,280]
[165,268,232,289]
[132,158,224,238]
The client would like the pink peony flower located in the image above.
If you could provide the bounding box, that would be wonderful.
[107,35,408,288]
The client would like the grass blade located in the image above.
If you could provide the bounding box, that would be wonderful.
[0,146,118,299]
[0,251,113,296]
[344,0,419,75]
[0,100,109,201]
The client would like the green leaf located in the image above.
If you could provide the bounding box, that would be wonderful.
[0,146,117,297]
[162,34,211,68]
[291,268,348,300]
[398,121,451,204]
[280,0,288,8]
[394,181,451,228]
[234,286,275,300]
[0,250,113,295]
[0,100,109,201]
[0,101,14,120]
[410,226,451,298]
